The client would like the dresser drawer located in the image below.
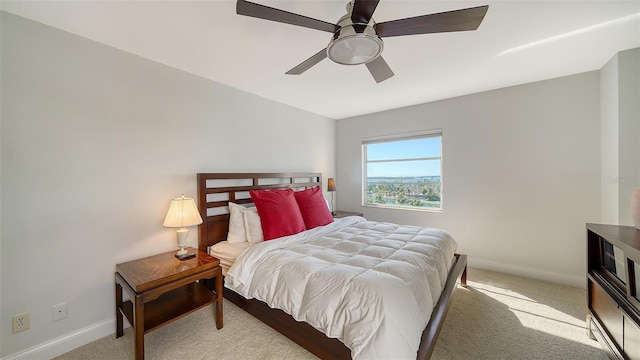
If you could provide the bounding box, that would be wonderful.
[590,280,624,348]
[625,313,640,360]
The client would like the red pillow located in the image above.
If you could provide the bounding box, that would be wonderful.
[249,189,306,240]
[294,186,334,229]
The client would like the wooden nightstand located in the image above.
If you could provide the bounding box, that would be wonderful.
[115,247,223,360]
[332,210,363,218]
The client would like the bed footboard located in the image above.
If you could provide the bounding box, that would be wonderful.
[417,253,467,360]
[220,253,467,360]
[223,288,351,359]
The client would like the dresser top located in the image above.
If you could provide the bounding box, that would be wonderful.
[587,223,640,252]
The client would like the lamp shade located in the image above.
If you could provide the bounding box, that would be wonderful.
[163,195,203,228]
[327,178,336,192]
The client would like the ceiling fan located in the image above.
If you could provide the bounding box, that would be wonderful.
[236,0,489,83]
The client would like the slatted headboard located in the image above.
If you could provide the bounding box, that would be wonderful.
[196,172,322,253]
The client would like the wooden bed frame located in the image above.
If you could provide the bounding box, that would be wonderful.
[196,172,467,360]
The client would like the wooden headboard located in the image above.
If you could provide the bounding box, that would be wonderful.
[196,172,322,253]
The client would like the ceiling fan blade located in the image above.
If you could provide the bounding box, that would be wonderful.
[237,0,339,33]
[286,48,328,75]
[365,56,394,83]
[351,0,380,25]
[376,5,489,38]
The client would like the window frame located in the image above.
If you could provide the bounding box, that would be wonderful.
[362,130,443,212]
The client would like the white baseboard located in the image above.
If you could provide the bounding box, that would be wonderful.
[468,258,586,289]
[2,318,117,360]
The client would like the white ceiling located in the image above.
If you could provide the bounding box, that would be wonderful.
[2,0,639,119]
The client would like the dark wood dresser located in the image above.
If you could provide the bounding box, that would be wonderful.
[587,223,640,359]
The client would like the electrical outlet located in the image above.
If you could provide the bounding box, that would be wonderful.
[53,303,67,321]
[12,313,30,333]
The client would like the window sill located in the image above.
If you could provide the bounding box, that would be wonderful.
[362,204,443,213]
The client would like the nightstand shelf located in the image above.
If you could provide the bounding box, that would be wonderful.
[332,210,363,218]
[118,281,216,333]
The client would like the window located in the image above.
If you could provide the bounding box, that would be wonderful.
[363,131,442,211]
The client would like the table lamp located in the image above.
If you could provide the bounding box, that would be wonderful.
[163,194,203,260]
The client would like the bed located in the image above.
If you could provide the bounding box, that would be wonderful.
[197,172,467,360]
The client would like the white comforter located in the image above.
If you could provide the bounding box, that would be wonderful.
[225,216,458,359]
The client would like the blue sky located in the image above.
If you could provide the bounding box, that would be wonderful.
[366,137,442,177]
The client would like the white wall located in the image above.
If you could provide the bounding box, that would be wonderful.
[601,48,640,225]
[0,12,335,358]
[336,72,602,288]
[616,48,640,225]
[600,53,620,224]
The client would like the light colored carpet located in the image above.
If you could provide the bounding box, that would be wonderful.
[54,268,607,360]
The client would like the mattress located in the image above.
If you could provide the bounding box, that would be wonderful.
[225,216,458,359]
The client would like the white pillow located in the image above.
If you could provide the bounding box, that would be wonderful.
[243,207,264,244]
[227,202,248,243]
[210,240,252,264]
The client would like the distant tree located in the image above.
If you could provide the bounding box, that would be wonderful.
[396,187,407,204]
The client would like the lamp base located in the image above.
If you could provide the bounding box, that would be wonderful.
[175,251,196,260]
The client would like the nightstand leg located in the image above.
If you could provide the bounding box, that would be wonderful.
[461,265,468,287]
[115,282,123,338]
[134,295,145,360]
[215,273,223,329]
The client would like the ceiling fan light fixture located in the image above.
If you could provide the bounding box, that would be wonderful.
[238,0,490,82]
[327,24,383,65]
